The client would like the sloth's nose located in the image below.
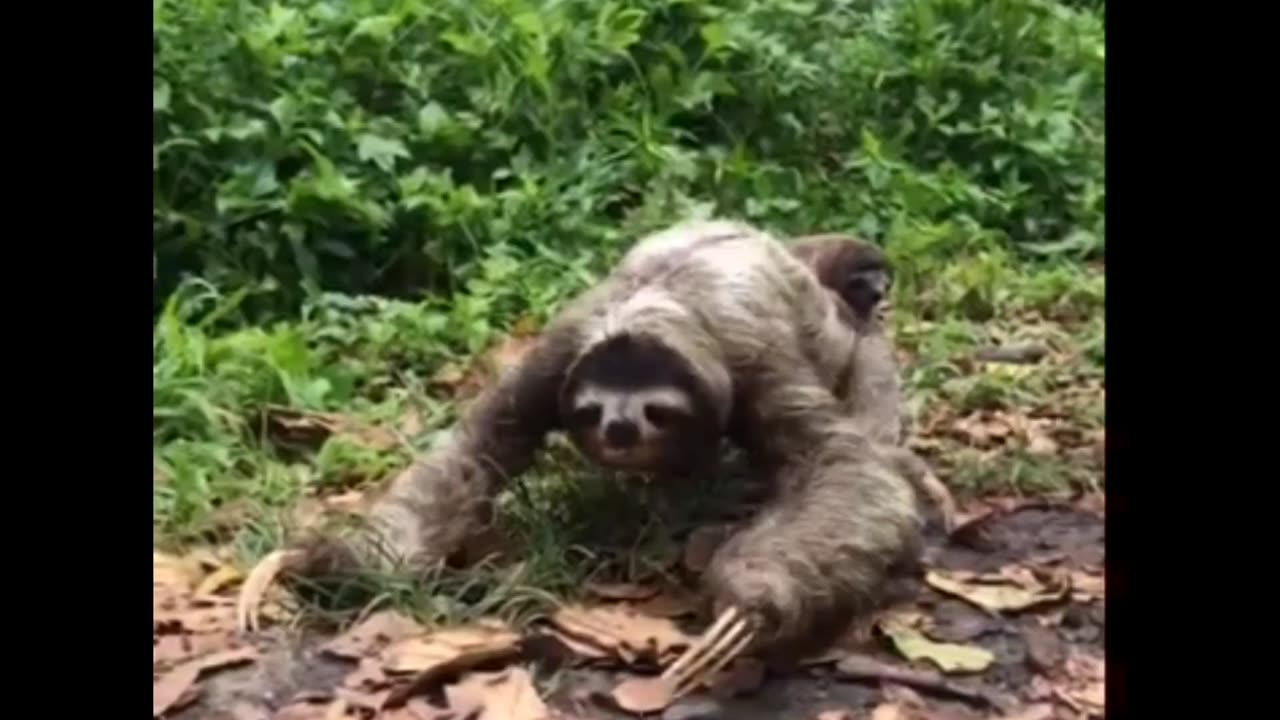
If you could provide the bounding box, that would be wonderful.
[603,420,639,448]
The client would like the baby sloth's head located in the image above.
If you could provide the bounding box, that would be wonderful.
[559,333,720,475]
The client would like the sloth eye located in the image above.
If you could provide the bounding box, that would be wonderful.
[643,405,681,429]
[571,405,602,426]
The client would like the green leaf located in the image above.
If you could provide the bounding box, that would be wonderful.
[881,625,995,674]
[417,102,451,136]
[349,14,400,43]
[356,134,410,172]
[153,81,171,112]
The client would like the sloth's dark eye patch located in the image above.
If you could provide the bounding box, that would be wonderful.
[571,404,602,427]
[644,405,684,429]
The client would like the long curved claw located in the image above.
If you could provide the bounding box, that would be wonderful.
[236,549,303,633]
[920,471,958,533]
[660,606,756,700]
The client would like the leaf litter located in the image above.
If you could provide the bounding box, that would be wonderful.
[154,461,1104,719]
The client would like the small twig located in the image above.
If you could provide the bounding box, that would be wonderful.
[973,342,1050,364]
[834,654,1013,711]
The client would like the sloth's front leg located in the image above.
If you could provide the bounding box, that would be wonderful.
[236,329,576,632]
[660,406,923,697]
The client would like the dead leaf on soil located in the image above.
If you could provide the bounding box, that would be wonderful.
[323,610,424,660]
[629,590,699,619]
[1000,704,1057,720]
[263,405,399,453]
[869,703,927,720]
[382,620,523,707]
[610,675,676,714]
[712,658,766,697]
[1069,570,1104,602]
[195,563,244,596]
[381,619,521,675]
[550,604,694,664]
[443,667,549,720]
[925,566,1069,613]
[877,621,994,674]
[585,581,660,601]
[153,647,258,717]
[1059,652,1105,715]
[816,710,855,720]
[537,626,615,663]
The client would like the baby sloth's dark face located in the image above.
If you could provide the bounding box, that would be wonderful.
[566,385,699,473]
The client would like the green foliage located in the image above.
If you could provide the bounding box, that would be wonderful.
[153,0,1106,609]
[155,0,1104,317]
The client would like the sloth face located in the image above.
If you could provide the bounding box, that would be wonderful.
[566,385,697,471]
[842,264,890,318]
[559,333,720,476]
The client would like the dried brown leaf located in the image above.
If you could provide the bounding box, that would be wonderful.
[153,631,243,668]
[869,703,922,720]
[585,581,660,601]
[816,711,855,720]
[153,647,258,716]
[877,622,994,674]
[381,619,521,674]
[925,566,1068,613]
[443,667,550,720]
[322,610,424,660]
[609,675,675,715]
[382,620,523,707]
[195,564,244,596]
[550,604,693,664]
[712,658,766,697]
[629,591,699,619]
[1069,570,1104,602]
[1000,704,1057,720]
[538,627,613,662]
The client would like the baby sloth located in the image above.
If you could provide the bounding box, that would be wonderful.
[237,219,925,701]
[789,233,957,530]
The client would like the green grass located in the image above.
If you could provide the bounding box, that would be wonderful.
[153,0,1105,624]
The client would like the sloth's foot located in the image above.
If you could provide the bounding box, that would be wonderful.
[660,605,756,700]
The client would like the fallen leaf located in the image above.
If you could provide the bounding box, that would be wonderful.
[1060,652,1104,714]
[609,675,675,714]
[229,701,271,720]
[381,619,521,674]
[869,703,921,720]
[334,686,390,712]
[153,647,258,716]
[550,604,693,664]
[537,627,613,662]
[1000,704,1056,720]
[1069,571,1104,602]
[195,564,244,596]
[154,552,198,592]
[342,658,390,691]
[816,711,855,720]
[712,658,766,696]
[382,620,523,707]
[878,622,994,674]
[443,667,550,720]
[1022,626,1065,672]
[323,610,424,660]
[154,632,243,668]
[629,591,698,619]
[585,581,660,601]
[272,701,332,720]
[882,683,925,708]
[925,567,1068,613]
[154,664,202,717]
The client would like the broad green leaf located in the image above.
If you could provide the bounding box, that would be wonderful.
[879,624,994,674]
[356,134,410,172]
[153,81,171,112]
